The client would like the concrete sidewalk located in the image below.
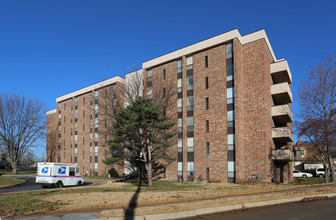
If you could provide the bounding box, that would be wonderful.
[105,192,336,220]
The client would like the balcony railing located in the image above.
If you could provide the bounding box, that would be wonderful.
[272,149,294,161]
[270,60,292,84]
[272,126,293,143]
[271,82,292,105]
[272,104,293,123]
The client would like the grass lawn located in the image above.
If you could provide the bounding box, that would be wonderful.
[0,169,36,175]
[294,177,331,185]
[0,176,25,186]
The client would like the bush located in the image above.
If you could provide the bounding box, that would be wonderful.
[108,168,120,178]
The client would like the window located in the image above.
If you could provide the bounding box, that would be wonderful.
[206,142,209,154]
[163,88,166,98]
[227,87,234,99]
[83,97,85,105]
[95,104,98,114]
[178,138,182,152]
[95,118,98,128]
[177,118,182,133]
[227,110,234,121]
[69,167,75,176]
[226,43,233,58]
[206,168,209,181]
[206,97,209,110]
[205,56,208,68]
[147,89,152,100]
[83,137,85,145]
[163,69,166,80]
[64,103,66,111]
[147,69,152,82]
[187,117,193,132]
[177,99,182,112]
[186,56,193,70]
[206,120,209,132]
[178,162,183,176]
[228,134,235,150]
[75,97,78,105]
[83,111,85,118]
[95,133,98,142]
[177,59,182,73]
[187,96,193,111]
[187,75,193,91]
[177,78,182,93]
[187,162,194,177]
[95,91,99,100]
[205,77,209,89]
[187,137,194,152]
[64,127,65,134]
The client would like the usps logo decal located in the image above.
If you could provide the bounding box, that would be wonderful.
[41,167,49,174]
[58,167,66,174]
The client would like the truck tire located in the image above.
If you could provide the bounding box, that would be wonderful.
[77,181,82,186]
[56,181,63,188]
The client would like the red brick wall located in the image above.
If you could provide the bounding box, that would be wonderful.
[234,38,274,183]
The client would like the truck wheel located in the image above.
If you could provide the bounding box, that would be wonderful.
[56,181,63,188]
[77,181,82,186]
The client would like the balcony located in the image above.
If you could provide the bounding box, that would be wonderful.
[272,104,293,123]
[272,127,293,143]
[271,60,292,84]
[271,82,292,105]
[272,149,294,161]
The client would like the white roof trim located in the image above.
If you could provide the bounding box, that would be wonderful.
[46,109,56,115]
[143,29,277,69]
[56,76,125,103]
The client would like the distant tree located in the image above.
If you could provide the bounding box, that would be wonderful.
[0,93,46,174]
[103,97,175,187]
[19,150,37,166]
[297,55,336,182]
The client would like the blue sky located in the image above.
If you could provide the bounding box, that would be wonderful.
[0,0,335,156]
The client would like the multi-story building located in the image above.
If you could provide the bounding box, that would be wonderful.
[47,28,293,183]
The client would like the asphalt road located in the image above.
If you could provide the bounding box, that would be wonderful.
[181,197,336,220]
[0,175,98,194]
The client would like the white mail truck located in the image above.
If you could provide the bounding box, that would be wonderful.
[36,162,84,188]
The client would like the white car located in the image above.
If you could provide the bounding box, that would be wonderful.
[293,170,313,178]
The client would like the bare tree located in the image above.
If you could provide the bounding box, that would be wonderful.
[0,93,46,174]
[297,55,336,182]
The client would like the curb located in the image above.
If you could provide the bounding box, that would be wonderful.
[105,192,336,220]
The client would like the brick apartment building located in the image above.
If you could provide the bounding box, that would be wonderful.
[47,29,294,183]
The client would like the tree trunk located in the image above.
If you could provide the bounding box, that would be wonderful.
[11,161,17,175]
[147,145,153,187]
[328,154,336,182]
[323,162,329,183]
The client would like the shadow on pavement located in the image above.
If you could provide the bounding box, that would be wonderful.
[124,180,142,220]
